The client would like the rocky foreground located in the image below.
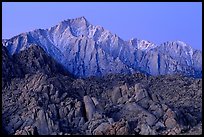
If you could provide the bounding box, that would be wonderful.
[2,45,202,135]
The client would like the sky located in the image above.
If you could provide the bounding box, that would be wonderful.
[2,2,202,50]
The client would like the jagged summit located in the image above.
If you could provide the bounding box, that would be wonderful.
[72,16,88,23]
[51,16,89,28]
[2,17,202,78]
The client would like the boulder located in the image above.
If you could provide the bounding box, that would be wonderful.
[117,95,129,104]
[126,102,157,126]
[119,84,129,96]
[134,89,150,102]
[35,109,49,135]
[134,83,143,92]
[74,101,83,117]
[92,119,129,135]
[148,102,164,119]
[91,97,104,113]
[83,96,96,121]
[164,117,177,129]
[139,124,156,135]
[93,122,111,135]
[111,87,122,104]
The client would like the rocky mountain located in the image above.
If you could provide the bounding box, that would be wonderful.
[2,16,202,78]
[2,44,73,87]
[2,45,202,135]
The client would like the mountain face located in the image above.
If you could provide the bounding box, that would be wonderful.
[2,16,202,78]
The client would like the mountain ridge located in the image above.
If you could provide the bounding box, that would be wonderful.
[2,17,202,78]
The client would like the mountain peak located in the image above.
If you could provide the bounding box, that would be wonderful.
[69,16,89,26]
[161,40,194,53]
[58,16,89,27]
[137,40,157,51]
[53,16,90,37]
[77,16,87,21]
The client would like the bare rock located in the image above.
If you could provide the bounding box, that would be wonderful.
[164,117,177,129]
[83,96,96,121]
[139,124,157,135]
[93,122,111,135]
[35,109,49,135]
[111,87,122,104]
